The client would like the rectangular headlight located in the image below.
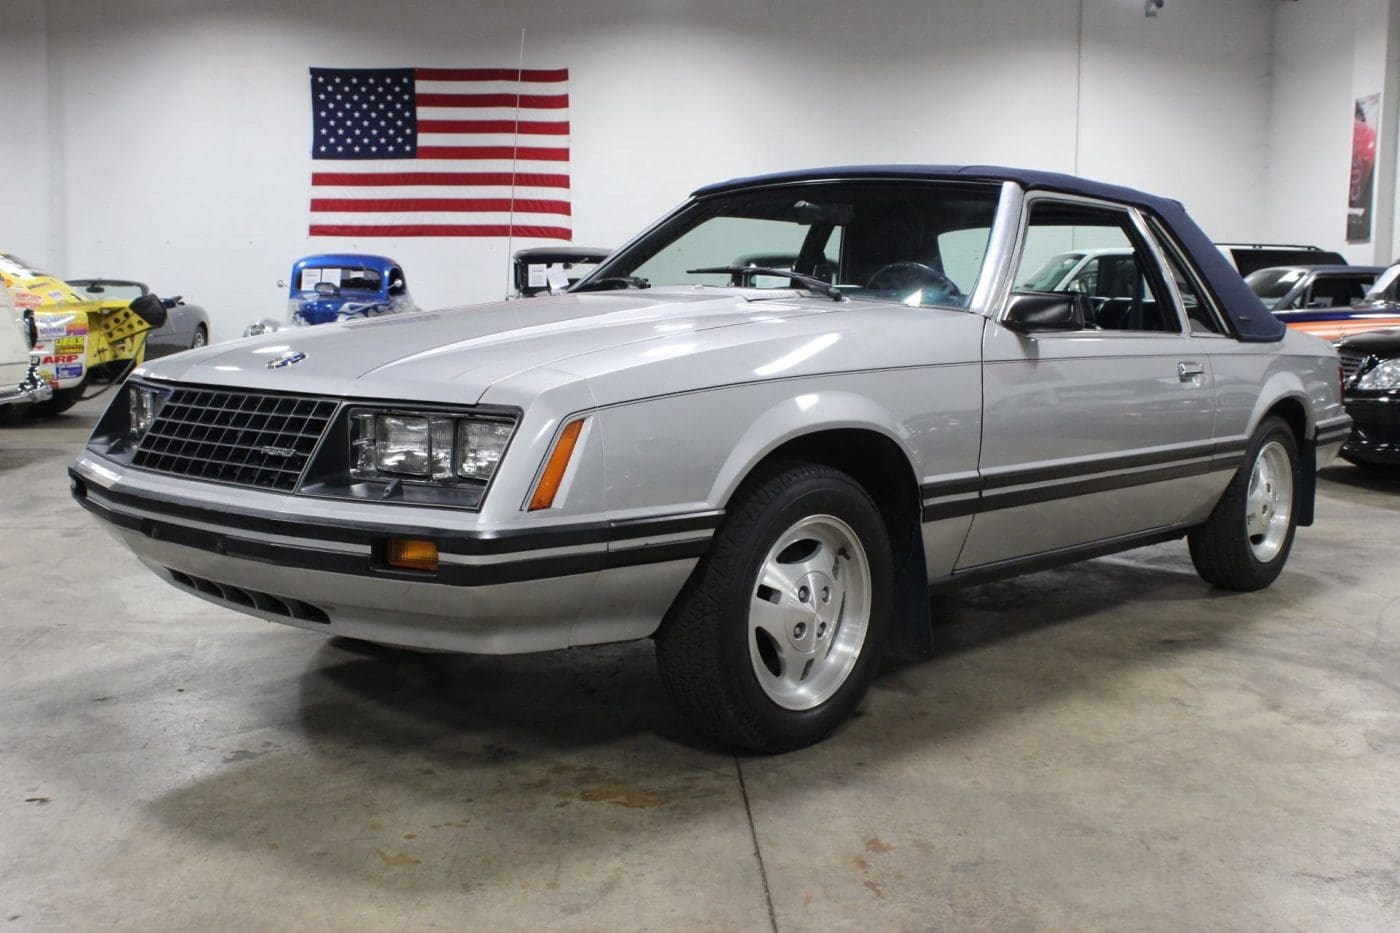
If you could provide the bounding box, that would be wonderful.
[349,409,514,485]
[127,384,167,440]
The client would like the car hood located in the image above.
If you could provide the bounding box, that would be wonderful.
[136,289,839,401]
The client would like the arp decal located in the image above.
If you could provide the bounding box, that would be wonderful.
[41,354,82,366]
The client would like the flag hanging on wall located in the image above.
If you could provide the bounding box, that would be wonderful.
[308,67,571,239]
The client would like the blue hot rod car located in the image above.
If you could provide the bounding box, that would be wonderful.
[245,253,414,336]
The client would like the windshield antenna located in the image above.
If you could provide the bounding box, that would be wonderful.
[504,28,526,299]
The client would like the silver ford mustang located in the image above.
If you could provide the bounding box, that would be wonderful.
[71,166,1349,751]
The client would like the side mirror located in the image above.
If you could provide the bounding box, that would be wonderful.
[84,283,106,294]
[129,293,168,328]
[1004,291,1087,333]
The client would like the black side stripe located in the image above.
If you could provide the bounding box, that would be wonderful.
[71,467,720,557]
[74,490,710,586]
[1316,426,1352,445]
[920,443,1245,522]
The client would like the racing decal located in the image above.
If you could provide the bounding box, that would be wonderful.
[12,289,43,310]
[55,363,84,380]
[41,354,82,366]
[54,335,86,353]
[36,314,76,337]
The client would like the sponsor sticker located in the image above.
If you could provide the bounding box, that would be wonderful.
[41,354,82,366]
[54,335,85,353]
[36,314,74,337]
[12,290,42,310]
[55,363,84,380]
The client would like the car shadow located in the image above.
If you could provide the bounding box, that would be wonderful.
[1319,462,1400,493]
[128,542,1294,894]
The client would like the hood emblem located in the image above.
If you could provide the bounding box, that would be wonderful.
[267,350,306,369]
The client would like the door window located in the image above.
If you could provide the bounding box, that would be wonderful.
[1013,201,1180,333]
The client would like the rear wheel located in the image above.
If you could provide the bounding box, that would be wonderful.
[190,324,208,349]
[655,462,893,752]
[1188,416,1299,591]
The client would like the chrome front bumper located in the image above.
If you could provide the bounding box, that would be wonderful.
[0,358,54,409]
[70,451,715,654]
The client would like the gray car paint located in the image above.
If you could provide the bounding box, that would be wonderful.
[73,179,1348,654]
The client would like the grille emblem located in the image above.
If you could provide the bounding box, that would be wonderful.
[267,350,306,369]
[260,446,297,458]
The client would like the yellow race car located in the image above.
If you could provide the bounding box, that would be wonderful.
[0,252,164,417]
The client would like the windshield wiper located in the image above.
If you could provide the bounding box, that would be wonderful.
[571,275,651,293]
[686,266,842,301]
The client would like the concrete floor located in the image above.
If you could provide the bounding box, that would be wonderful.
[3,396,1399,931]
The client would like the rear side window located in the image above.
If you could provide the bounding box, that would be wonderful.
[1148,219,1230,336]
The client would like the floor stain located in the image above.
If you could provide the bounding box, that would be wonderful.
[864,834,894,854]
[23,797,50,805]
[373,847,421,867]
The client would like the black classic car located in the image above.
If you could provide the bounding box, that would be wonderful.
[1338,327,1400,469]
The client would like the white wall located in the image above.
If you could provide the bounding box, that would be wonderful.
[26,0,1285,337]
[0,0,52,269]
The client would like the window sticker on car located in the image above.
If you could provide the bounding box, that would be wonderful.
[527,264,548,288]
[299,269,321,290]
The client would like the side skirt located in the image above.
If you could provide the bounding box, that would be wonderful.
[927,526,1189,592]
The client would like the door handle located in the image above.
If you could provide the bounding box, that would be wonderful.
[1178,361,1205,381]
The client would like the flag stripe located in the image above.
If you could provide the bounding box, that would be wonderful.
[312,171,570,188]
[311,224,574,238]
[311,198,572,215]
[415,145,568,161]
[416,92,568,109]
[418,119,569,135]
[414,67,567,82]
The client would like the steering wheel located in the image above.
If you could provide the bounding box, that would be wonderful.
[865,261,963,300]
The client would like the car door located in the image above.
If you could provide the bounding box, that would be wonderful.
[957,195,1219,570]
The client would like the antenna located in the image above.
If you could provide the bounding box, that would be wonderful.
[505,28,526,298]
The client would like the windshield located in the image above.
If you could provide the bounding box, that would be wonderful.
[1244,268,1306,302]
[581,181,1001,309]
[74,281,145,301]
[1018,252,1083,291]
[1364,265,1400,303]
[296,266,383,293]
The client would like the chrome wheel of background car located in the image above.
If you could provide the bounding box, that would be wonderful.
[1245,440,1292,562]
[747,514,872,711]
[190,326,207,349]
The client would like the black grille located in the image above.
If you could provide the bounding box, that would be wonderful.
[132,387,337,490]
[166,568,330,623]
[1340,351,1368,382]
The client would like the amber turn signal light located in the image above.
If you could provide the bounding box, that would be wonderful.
[528,418,585,511]
[386,538,439,572]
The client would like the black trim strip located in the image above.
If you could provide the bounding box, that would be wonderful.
[979,442,1222,490]
[1316,426,1352,445]
[74,490,709,586]
[919,444,1243,521]
[930,527,1187,591]
[981,460,1216,512]
[71,466,721,556]
[919,476,982,499]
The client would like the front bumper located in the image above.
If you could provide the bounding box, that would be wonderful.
[0,358,55,409]
[1341,394,1400,465]
[70,451,717,654]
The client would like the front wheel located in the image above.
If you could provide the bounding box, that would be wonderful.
[655,462,893,752]
[190,324,208,349]
[1188,416,1300,591]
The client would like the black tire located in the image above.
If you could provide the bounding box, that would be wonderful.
[25,386,82,419]
[191,324,208,349]
[1188,416,1300,591]
[654,462,894,752]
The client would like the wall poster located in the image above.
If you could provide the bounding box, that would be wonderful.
[1348,93,1380,243]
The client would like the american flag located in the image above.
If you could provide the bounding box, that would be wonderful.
[308,66,571,238]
